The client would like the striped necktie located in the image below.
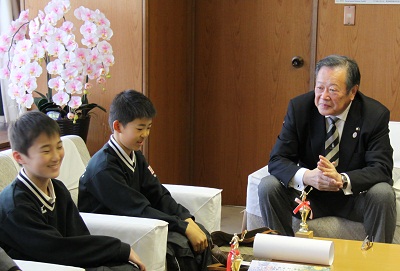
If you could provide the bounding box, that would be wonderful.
[325,117,340,166]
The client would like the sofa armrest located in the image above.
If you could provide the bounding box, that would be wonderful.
[163,184,222,233]
[81,212,168,271]
[14,260,84,271]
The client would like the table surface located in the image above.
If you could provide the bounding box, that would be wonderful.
[232,237,400,270]
[321,237,400,271]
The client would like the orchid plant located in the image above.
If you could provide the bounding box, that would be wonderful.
[0,0,114,122]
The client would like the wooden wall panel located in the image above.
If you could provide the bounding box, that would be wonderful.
[24,0,400,207]
[24,0,143,154]
[317,1,400,121]
[193,0,312,205]
[146,1,193,185]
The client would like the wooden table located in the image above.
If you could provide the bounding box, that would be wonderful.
[241,237,400,270]
[323,237,400,271]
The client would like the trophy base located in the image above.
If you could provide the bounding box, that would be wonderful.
[295,230,314,239]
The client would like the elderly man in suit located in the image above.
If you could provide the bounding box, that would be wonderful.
[258,54,396,243]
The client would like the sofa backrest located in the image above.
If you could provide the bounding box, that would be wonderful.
[58,135,90,204]
[0,150,19,191]
[0,135,89,205]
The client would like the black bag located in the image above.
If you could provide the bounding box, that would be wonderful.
[86,262,140,271]
[166,223,213,271]
[211,227,279,247]
[208,227,280,271]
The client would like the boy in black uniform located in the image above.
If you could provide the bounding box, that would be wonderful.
[0,111,146,271]
[79,89,213,270]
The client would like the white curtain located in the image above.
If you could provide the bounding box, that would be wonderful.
[0,0,22,123]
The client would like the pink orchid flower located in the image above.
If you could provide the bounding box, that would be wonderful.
[16,93,34,109]
[11,53,30,68]
[61,66,79,81]
[9,69,27,84]
[47,41,66,57]
[47,59,63,74]
[97,41,113,55]
[1,0,113,116]
[65,79,83,94]
[81,33,99,48]
[23,77,38,93]
[29,43,46,60]
[7,84,24,99]
[53,90,70,106]
[61,21,74,33]
[48,76,65,91]
[68,95,82,109]
[0,67,10,79]
[24,62,43,77]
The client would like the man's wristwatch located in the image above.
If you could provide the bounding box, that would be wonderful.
[340,173,348,189]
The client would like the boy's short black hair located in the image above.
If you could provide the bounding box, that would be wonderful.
[9,111,61,156]
[109,89,156,131]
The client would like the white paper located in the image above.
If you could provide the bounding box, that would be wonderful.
[253,234,334,266]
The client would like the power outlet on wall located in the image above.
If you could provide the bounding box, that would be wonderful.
[344,6,356,26]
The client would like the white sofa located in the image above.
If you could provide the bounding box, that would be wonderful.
[245,121,400,243]
[0,135,222,271]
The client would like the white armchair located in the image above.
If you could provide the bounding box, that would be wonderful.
[81,213,168,271]
[0,135,222,270]
[164,184,222,233]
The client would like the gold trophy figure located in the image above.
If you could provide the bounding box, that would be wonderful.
[227,231,247,271]
[293,187,314,238]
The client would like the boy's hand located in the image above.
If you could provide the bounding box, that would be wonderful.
[128,248,146,271]
[185,218,208,253]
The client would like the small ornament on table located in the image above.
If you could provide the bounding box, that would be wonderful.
[226,230,247,271]
[293,187,314,238]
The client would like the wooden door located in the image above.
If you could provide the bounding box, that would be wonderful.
[145,0,194,188]
[317,1,400,121]
[193,0,313,205]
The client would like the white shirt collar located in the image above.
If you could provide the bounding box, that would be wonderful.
[108,135,136,172]
[18,169,56,212]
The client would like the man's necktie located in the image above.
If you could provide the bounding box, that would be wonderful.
[325,117,339,166]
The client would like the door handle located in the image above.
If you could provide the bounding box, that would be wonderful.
[291,56,304,68]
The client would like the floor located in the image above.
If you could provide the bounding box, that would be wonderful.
[220,205,246,234]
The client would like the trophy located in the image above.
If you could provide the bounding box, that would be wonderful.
[293,187,314,238]
[226,231,247,271]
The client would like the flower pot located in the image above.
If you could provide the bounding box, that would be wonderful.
[56,117,91,142]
